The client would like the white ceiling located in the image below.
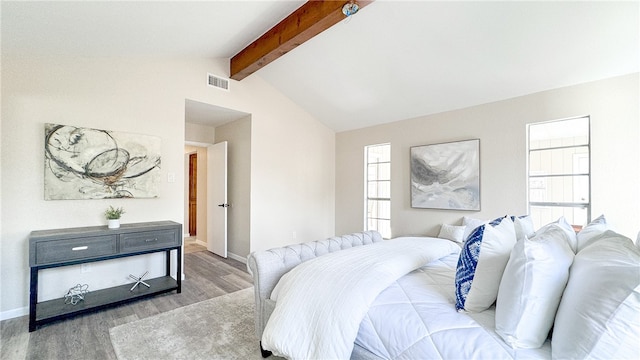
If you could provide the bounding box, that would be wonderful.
[185,99,250,126]
[3,1,638,132]
[1,0,305,58]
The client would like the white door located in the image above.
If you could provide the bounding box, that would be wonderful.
[207,141,228,257]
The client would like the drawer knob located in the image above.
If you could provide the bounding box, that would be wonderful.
[72,246,88,251]
[145,238,158,242]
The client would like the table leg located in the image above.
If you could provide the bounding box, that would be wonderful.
[29,267,38,332]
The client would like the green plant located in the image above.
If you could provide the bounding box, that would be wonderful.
[105,206,125,220]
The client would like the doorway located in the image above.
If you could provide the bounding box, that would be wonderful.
[188,153,197,236]
[184,99,251,262]
[184,146,208,254]
[183,143,228,257]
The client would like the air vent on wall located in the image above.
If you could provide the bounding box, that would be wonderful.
[207,73,230,91]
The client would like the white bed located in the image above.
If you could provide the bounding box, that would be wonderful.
[262,236,463,359]
[247,218,640,360]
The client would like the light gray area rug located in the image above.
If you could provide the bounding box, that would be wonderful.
[110,288,283,360]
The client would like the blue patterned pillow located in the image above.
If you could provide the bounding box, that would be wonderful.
[455,216,516,312]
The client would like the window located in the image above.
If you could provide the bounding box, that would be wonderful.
[528,116,590,230]
[365,143,391,238]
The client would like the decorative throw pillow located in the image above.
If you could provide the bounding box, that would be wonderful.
[576,214,608,252]
[511,215,535,241]
[438,224,466,244]
[535,217,577,254]
[495,224,574,348]
[552,231,640,359]
[462,216,486,242]
[455,216,517,312]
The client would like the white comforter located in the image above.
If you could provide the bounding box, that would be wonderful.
[262,237,460,360]
[356,253,551,359]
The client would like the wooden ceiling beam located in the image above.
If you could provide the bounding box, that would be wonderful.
[230,0,373,81]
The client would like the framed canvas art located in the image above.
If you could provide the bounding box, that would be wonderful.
[410,139,480,210]
[44,123,161,200]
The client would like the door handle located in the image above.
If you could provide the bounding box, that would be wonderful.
[218,203,230,207]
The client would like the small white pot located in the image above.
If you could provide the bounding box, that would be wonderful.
[108,219,120,229]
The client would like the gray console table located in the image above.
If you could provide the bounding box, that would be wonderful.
[29,221,182,332]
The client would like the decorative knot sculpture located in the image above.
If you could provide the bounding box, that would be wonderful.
[64,284,89,305]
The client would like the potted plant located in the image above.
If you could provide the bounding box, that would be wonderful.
[105,205,125,229]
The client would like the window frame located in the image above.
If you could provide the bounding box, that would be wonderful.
[364,143,391,239]
[527,116,591,229]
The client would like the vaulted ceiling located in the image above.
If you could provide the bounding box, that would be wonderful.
[3,1,638,132]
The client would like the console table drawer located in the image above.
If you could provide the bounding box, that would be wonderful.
[35,235,118,265]
[121,230,177,252]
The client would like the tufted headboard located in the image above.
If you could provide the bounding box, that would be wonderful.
[246,231,383,339]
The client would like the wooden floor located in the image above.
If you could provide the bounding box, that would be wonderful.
[0,246,253,360]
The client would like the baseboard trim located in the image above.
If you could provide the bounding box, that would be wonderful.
[227,252,246,264]
[1,306,28,321]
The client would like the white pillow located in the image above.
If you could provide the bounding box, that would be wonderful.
[576,214,608,252]
[552,231,640,359]
[438,224,465,244]
[535,216,577,253]
[512,215,535,241]
[495,224,574,348]
[455,216,517,312]
[462,216,486,242]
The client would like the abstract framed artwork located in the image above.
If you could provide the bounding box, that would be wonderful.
[44,123,161,200]
[410,139,480,210]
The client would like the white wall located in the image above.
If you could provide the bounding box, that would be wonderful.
[336,74,640,240]
[0,55,336,318]
[185,122,215,144]
[2,56,188,315]
[249,87,336,252]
